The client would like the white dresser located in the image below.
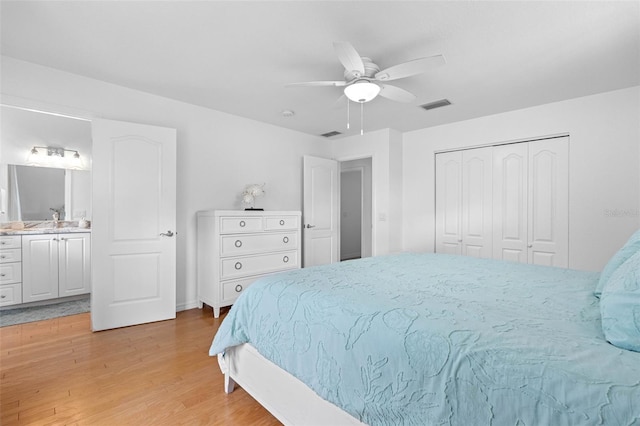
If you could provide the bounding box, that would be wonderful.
[197,210,301,318]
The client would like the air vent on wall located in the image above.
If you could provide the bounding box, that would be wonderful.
[320,131,342,138]
[420,99,451,111]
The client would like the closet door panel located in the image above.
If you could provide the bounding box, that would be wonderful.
[493,144,528,263]
[435,152,462,255]
[528,138,569,267]
[461,147,492,258]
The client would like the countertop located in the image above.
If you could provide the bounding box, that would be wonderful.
[0,221,91,236]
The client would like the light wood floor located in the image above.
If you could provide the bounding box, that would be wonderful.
[0,306,282,425]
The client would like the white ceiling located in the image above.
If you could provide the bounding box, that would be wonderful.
[1,1,638,139]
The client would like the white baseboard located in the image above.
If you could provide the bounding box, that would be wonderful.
[176,300,200,312]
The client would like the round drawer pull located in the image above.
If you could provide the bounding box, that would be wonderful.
[0,273,5,277]
[234,240,243,248]
[234,262,243,270]
[0,255,5,259]
[235,284,243,293]
[282,236,289,244]
[239,220,246,228]
[0,295,5,299]
[279,219,285,226]
[283,256,289,263]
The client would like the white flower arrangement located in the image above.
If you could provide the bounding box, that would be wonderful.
[242,183,266,209]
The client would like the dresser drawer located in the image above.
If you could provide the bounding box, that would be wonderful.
[0,283,22,306]
[0,248,22,263]
[0,262,22,285]
[220,232,298,256]
[221,250,299,279]
[264,215,299,231]
[220,277,259,303]
[219,217,263,234]
[0,235,22,250]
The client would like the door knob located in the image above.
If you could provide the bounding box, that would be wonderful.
[305,224,316,229]
[160,230,174,237]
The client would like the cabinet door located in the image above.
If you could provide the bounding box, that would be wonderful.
[493,143,528,263]
[528,138,569,267]
[59,233,91,297]
[22,234,59,302]
[435,151,462,255]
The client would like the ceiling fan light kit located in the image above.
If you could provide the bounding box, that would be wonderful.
[344,80,380,103]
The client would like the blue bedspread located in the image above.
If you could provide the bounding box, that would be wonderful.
[210,253,640,425]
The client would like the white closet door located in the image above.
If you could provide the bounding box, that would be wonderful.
[493,143,529,263]
[461,147,493,258]
[435,151,462,255]
[528,137,569,267]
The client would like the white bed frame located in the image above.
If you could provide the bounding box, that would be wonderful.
[218,343,365,426]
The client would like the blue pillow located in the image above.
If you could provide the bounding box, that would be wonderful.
[595,229,640,298]
[600,249,640,352]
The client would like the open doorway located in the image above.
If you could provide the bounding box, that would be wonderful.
[340,157,372,261]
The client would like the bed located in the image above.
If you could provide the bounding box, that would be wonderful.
[209,251,640,425]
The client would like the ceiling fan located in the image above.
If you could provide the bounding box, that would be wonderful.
[286,41,446,104]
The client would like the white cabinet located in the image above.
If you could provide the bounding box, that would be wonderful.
[435,137,569,267]
[22,233,91,303]
[197,210,301,318]
[0,235,23,306]
[435,147,493,258]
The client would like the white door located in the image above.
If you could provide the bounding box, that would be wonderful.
[91,118,176,331]
[303,155,339,267]
[493,143,529,263]
[435,151,462,255]
[461,147,493,258]
[493,137,569,267]
[528,137,569,267]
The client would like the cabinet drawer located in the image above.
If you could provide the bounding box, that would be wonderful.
[264,216,299,231]
[0,248,22,263]
[219,217,263,234]
[220,232,298,256]
[221,250,299,280]
[0,262,22,285]
[0,283,22,306]
[0,235,22,250]
[221,277,259,303]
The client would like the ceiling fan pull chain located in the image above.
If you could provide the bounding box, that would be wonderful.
[360,101,364,136]
[347,98,350,129]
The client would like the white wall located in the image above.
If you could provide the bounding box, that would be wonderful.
[403,86,640,272]
[1,56,331,310]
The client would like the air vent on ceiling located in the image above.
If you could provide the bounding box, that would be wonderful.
[420,99,451,111]
[320,131,342,138]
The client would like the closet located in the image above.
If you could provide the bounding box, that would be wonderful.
[435,136,569,267]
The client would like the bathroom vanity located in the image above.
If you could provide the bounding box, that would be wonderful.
[0,226,91,307]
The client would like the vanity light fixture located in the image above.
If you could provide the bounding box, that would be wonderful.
[30,146,81,159]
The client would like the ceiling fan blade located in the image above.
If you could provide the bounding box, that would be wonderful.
[333,41,365,76]
[378,84,416,103]
[285,81,346,88]
[375,54,446,81]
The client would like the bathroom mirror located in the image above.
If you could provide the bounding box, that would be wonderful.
[2,164,91,222]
